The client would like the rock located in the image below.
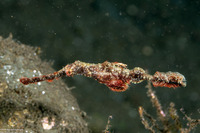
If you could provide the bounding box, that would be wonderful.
[0,34,88,133]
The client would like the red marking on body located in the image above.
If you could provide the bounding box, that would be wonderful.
[106,79,130,92]
[20,77,30,85]
[152,71,186,89]
[152,82,179,88]
[66,70,73,77]
[47,79,53,82]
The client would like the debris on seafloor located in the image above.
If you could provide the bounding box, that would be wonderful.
[0,34,88,133]
[103,115,113,133]
[138,82,200,133]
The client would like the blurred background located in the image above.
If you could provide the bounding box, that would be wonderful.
[0,0,200,132]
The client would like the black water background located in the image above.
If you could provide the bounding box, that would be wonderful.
[0,0,200,132]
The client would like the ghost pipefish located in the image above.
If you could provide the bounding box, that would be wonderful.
[20,60,186,92]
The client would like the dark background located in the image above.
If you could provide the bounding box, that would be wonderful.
[0,0,200,132]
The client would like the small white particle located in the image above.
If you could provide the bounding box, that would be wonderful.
[160,110,166,117]
[38,71,42,76]
[11,71,14,75]
[33,70,37,73]
[42,91,45,94]
[105,12,109,16]
[0,55,4,59]
[7,70,11,75]
[72,106,75,110]
[6,70,14,75]
[3,65,11,69]
[38,82,41,85]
